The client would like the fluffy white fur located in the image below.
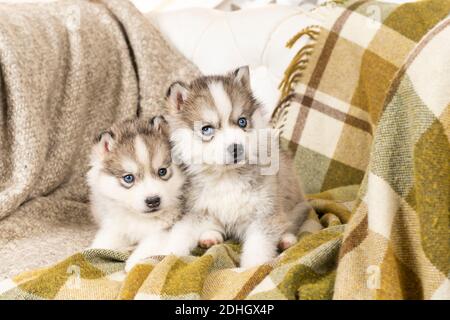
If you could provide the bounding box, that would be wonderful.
[87,119,185,272]
[163,67,309,268]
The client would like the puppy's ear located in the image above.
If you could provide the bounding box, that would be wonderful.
[150,115,169,136]
[231,66,250,87]
[166,81,189,114]
[94,130,115,157]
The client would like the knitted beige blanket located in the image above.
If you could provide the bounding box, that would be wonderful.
[0,0,199,279]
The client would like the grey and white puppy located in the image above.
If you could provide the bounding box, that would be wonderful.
[87,118,185,272]
[163,66,309,268]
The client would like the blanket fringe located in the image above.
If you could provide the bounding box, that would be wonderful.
[271,25,320,128]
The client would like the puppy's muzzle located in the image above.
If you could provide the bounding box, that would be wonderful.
[227,143,244,163]
[145,196,161,210]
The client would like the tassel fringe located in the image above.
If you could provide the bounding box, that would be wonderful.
[272,25,321,128]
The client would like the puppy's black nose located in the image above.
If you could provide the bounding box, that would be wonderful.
[227,143,244,161]
[145,196,160,208]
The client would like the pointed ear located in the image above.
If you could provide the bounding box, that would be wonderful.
[166,81,189,114]
[150,115,169,136]
[94,130,115,157]
[231,66,250,87]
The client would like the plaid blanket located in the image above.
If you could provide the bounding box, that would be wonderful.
[1,0,449,300]
[274,0,450,299]
[0,201,349,299]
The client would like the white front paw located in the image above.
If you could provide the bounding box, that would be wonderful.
[163,243,191,256]
[198,230,224,249]
[240,249,276,269]
[278,233,298,251]
[90,238,111,250]
[90,230,126,250]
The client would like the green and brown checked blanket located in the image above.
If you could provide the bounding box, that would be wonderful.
[274,0,450,299]
[1,0,449,300]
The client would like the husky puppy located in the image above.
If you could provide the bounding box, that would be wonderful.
[87,117,185,272]
[163,66,309,268]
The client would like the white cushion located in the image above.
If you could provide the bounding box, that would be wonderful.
[148,5,320,116]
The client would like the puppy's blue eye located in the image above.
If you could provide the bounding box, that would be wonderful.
[238,117,247,128]
[201,125,214,136]
[158,168,167,177]
[123,174,134,184]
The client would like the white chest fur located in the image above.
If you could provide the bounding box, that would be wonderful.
[191,172,272,233]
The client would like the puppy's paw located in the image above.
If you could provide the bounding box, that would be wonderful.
[240,250,274,269]
[198,230,224,249]
[278,233,298,251]
[162,242,193,256]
